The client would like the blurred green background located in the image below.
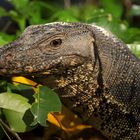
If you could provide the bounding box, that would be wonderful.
[0,0,140,57]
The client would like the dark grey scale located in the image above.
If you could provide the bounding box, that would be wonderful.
[93,108,99,117]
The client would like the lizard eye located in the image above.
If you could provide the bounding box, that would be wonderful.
[50,39,62,47]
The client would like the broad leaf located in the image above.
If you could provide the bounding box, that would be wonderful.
[0,93,32,132]
[3,109,30,132]
[31,86,61,126]
[0,93,30,112]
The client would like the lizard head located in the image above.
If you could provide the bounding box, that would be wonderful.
[0,22,95,76]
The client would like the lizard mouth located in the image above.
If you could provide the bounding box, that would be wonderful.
[0,54,89,78]
[0,67,10,76]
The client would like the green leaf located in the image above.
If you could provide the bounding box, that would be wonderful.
[3,109,28,132]
[31,86,61,126]
[0,7,8,17]
[9,10,18,18]
[6,83,34,103]
[122,28,140,43]
[0,32,15,45]
[100,0,122,18]
[8,0,29,10]
[128,43,140,58]
[131,5,140,16]
[0,92,32,132]
[0,93,30,112]
[0,36,8,46]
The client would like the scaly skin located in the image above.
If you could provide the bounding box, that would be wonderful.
[0,22,140,140]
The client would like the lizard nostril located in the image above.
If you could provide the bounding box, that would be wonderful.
[0,52,13,69]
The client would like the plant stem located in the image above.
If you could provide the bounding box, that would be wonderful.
[0,118,21,140]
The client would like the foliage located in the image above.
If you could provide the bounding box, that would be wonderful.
[0,78,61,139]
[0,0,139,54]
[0,0,140,139]
[31,86,61,126]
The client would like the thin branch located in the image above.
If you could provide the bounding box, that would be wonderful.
[1,20,12,32]
[0,118,21,140]
[0,122,11,140]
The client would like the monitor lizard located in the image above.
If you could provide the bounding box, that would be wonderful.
[0,22,139,140]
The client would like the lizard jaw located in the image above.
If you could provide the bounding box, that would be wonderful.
[0,54,88,77]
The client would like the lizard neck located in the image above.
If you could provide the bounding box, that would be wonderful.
[49,61,107,120]
[90,26,138,90]
[39,47,140,139]
[95,35,140,120]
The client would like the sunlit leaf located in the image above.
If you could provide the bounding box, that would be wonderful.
[131,5,140,16]
[128,43,140,58]
[0,92,32,132]
[0,93,30,112]
[3,109,29,132]
[12,76,38,86]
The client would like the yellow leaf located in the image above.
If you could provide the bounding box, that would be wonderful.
[48,106,92,134]
[12,76,37,86]
[12,76,41,92]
